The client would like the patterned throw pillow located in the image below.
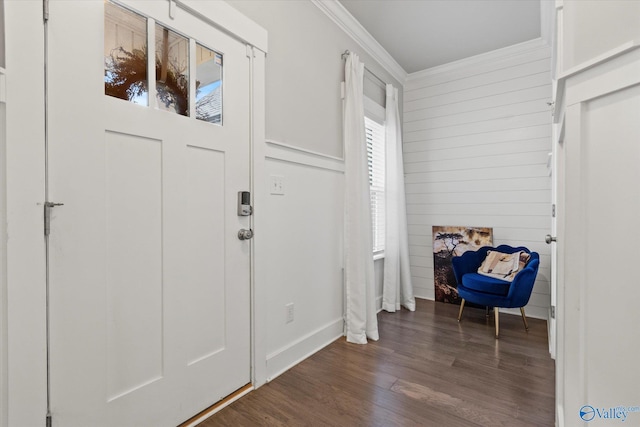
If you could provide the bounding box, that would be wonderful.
[477,251,531,282]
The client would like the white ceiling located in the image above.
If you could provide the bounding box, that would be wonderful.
[338,0,542,74]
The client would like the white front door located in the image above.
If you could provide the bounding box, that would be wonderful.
[47,1,251,425]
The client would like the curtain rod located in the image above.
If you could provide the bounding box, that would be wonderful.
[342,49,388,88]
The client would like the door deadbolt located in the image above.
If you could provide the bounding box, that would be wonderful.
[237,191,252,216]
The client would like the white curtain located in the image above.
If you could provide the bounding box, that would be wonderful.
[343,53,379,344]
[382,84,415,312]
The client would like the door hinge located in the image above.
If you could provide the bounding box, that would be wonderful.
[44,202,64,236]
[246,45,254,59]
[46,413,52,427]
[551,204,556,218]
[43,0,49,22]
[550,305,556,319]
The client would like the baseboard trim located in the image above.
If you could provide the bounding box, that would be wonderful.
[266,318,343,382]
[557,403,564,427]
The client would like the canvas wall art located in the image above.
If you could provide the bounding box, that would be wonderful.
[432,226,493,304]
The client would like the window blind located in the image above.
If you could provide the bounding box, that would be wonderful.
[365,116,385,253]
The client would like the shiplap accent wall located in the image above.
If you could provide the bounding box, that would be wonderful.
[403,40,552,319]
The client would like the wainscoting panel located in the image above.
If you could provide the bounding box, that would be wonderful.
[262,141,345,381]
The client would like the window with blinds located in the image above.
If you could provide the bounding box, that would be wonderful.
[365,115,385,254]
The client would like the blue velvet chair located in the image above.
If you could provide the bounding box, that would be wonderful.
[451,245,540,338]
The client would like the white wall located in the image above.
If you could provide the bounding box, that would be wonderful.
[0,0,4,68]
[229,0,400,159]
[0,69,7,427]
[403,40,552,319]
[563,0,640,71]
[227,0,403,380]
[0,2,6,424]
[0,3,7,422]
[261,144,345,379]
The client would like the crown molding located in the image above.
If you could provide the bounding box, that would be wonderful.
[407,38,549,81]
[311,0,407,85]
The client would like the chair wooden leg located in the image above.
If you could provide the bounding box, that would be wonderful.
[520,307,529,331]
[495,308,500,338]
[457,299,466,322]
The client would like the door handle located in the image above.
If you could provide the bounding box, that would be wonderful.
[545,234,557,244]
[238,229,254,240]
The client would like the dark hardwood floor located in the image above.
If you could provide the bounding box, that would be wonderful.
[202,299,555,426]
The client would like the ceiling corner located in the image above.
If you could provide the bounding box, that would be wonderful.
[311,0,407,85]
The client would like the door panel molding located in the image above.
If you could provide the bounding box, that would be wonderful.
[557,46,640,426]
